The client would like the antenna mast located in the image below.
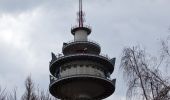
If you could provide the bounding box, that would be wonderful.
[79,0,84,27]
[71,0,91,35]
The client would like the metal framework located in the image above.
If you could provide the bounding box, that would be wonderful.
[79,0,83,27]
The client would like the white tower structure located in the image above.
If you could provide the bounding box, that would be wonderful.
[49,0,116,99]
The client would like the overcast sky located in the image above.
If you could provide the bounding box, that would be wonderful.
[0,0,170,100]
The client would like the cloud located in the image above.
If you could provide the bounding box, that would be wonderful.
[0,0,45,14]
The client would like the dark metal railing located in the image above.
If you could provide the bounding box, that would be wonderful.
[71,25,92,31]
[50,74,112,85]
[62,39,100,49]
[54,53,110,61]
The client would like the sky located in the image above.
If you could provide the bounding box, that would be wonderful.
[0,0,170,100]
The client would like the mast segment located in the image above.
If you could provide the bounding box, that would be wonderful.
[79,0,84,27]
[71,0,91,36]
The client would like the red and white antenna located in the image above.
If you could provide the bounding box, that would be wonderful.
[78,0,84,27]
[71,0,91,35]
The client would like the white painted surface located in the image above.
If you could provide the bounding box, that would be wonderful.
[60,64,105,78]
[74,30,88,41]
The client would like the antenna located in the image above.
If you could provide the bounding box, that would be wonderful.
[79,0,84,27]
[71,0,91,35]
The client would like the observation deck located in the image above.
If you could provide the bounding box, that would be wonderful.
[49,53,115,76]
[49,74,116,99]
[62,39,101,55]
[71,25,91,35]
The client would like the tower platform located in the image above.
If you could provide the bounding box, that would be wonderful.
[50,75,115,99]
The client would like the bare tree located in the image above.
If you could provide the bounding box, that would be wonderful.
[120,46,170,100]
[21,76,57,100]
[161,36,170,69]
[0,87,7,100]
[7,88,17,100]
[21,76,37,100]
[36,88,57,100]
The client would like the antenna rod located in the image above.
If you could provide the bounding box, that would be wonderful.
[79,0,83,27]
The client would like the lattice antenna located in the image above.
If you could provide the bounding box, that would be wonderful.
[78,0,84,27]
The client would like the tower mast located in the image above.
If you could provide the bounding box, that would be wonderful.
[79,0,83,27]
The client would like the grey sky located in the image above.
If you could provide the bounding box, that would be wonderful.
[0,0,170,99]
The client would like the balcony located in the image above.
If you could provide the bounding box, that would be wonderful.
[49,53,114,76]
[71,25,92,35]
[50,74,114,85]
[49,74,116,99]
[62,39,101,51]
[52,53,110,62]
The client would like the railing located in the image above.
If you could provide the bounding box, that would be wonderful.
[62,39,101,49]
[71,25,92,31]
[100,53,110,59]
[54,53,110,61]
[50,74,112,85]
